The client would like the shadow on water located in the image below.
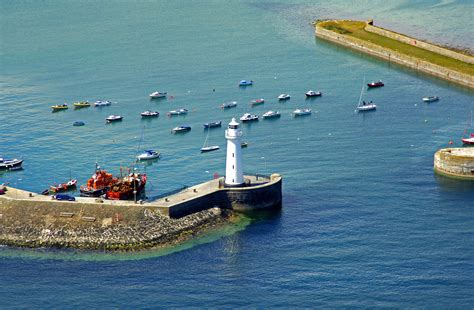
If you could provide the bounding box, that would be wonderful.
[434,173,474,193]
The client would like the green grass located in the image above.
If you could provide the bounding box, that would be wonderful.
[319,20,474,76]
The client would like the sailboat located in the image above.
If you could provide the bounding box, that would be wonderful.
[462,111,474,145]
[201,127,219,153]
[356,78,377,112]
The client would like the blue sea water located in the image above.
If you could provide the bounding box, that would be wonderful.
[1,0,474,307]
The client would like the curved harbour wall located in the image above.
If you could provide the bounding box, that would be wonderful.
[434,148,474,180]
[314,20,474,89]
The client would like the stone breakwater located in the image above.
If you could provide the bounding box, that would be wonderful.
[0,207,231,250]
[434,148,474,180]
[314,20,474,89]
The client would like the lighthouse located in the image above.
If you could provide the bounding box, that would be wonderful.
[225,118,244,186]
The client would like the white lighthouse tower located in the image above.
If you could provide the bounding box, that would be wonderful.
[225,118,244,186]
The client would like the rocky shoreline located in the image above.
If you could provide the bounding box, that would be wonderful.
[0,207,233,251]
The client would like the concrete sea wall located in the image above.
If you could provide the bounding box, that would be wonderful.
[314,20,474,89]
[434,148,474,180]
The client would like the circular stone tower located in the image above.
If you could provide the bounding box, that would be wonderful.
[225,118,244,187]
[434,148,474,180]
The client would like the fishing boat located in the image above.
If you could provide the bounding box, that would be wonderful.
[172,125,191,133]
[240,113,259,122]
[0,157,23,170]
[201,127,219,153]
[239,80,253,86]
[203,121,222,128]
[220,101,237,109]
[167,108,188,116]
[356,79,377,112]
[80,164,118,197]
[42,179,78,195]
[51,103,68,111]
[462,111,474,145]
[141,111,159,117]
[106,115,123,122]
[137,150,161,160]
[106,171,147,201]
[367,81,384,88]
[278,94,291,100]
[422,96,439,102]
[305,90,322,97]
[293,108,312,116]
[94,100,112,106]
[262,110,281,119]
[149,91,167,99]
[251,98,265,106]
[73,101,90,108]
[73,121,85,126]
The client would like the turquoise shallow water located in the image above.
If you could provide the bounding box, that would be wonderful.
[1,0,474,307]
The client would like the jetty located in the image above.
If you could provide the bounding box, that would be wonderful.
[0,118,282,250]
[314,19,474,89]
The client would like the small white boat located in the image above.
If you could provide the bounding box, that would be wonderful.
[262,110,281,119]
[141,111,159,117]
[167,108,188,116]
[172,125,191,133]
[240,113,259,122]
[278,94,291,100]
[220,101,237,109]
[239,80,253,86]
[137,150,161,160]
[201,145,220,153]
[356,79,377,112]
[422,96,439,102]
[94,100,112,106]
[251,98,265,106]
[149,91,167,99]
[293,108,312,116]
[305,90,322,97]
[106,115,123,122]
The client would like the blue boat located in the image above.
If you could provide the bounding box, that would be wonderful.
[73,121,85,126]
[203,121,222,129]
[239,80,253,86]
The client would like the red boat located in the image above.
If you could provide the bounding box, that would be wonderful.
[80,165,118,197]
[462,133,474,145]
[106,172,147,200]
[367,81,384,88]
[42,179,78,195]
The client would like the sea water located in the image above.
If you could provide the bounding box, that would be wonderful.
[1,0,473,307]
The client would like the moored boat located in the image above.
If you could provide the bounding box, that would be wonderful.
[241,142,248,148]
[149,91,167,99]
[51,103,68,111]
[73,101,90,108]
[73,121,85,126]
[357,101,377,112]
[203,121,222,128]
[239,80,253,86]
[251,98,265,106]
[262,110,281,119]
[293,108,312,116]
[94,100,112,106]
[106,115,123,123]
[422,96,439,102]
[278,94,291,100]
[167,108,188,116]
[240,113,259,122]
[141,111,159,117]
[80,165,118,197]
[42,179,78,195]
[367,81,384,88]
[106,172,147,201]
[220,101,237,109]
[201,145,220,153]
[0,157,23,170]
[172,125,191,133]
[305,90,322,97]
[462,134,474,145]
[137,150,161,160]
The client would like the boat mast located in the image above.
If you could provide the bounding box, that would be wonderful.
[357,77,365,108]
[203,127,210,148]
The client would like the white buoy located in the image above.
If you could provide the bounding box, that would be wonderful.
[225,118,244,186]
